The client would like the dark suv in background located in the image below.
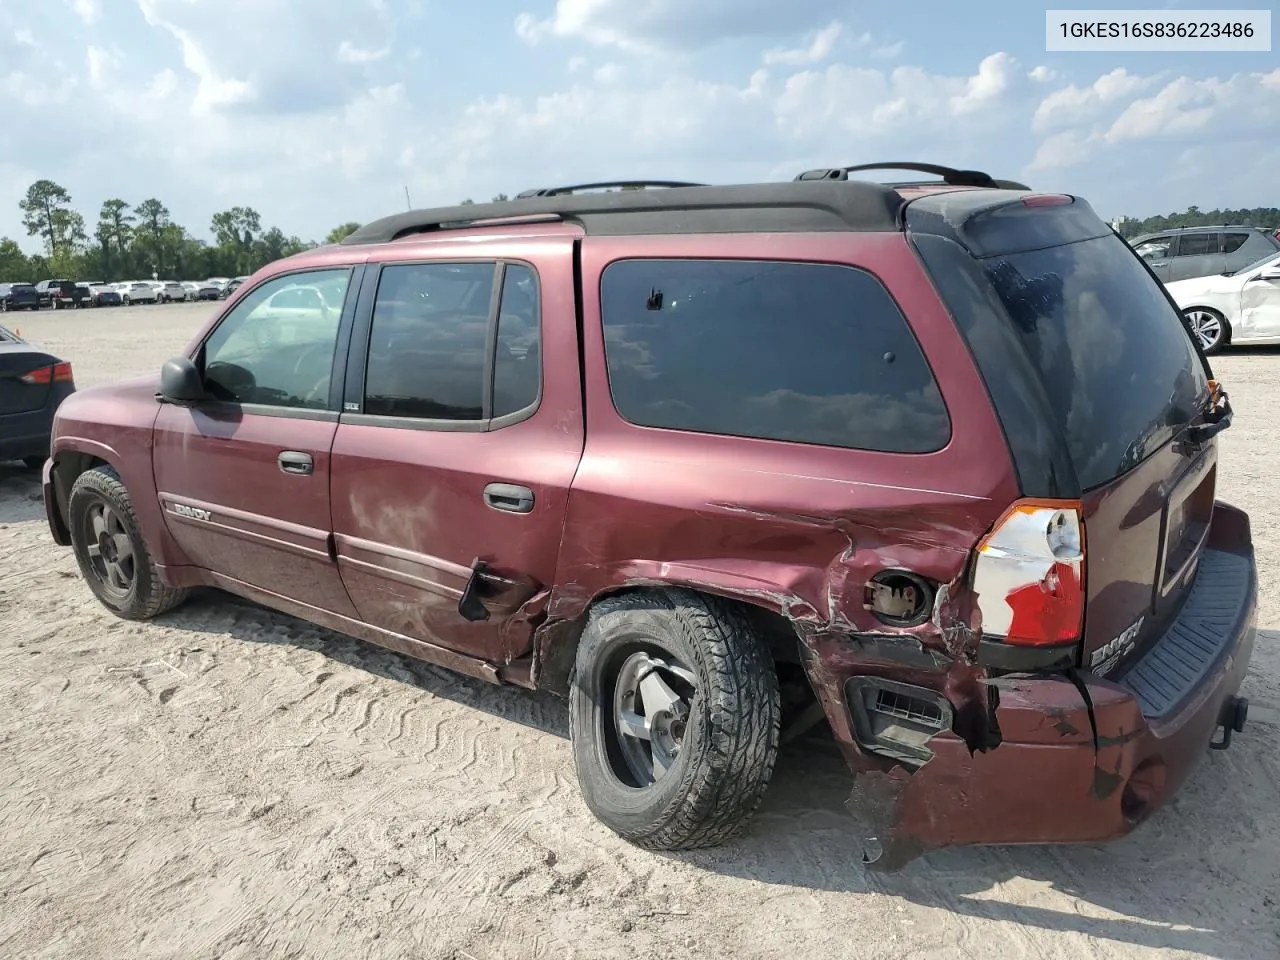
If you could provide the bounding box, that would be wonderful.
[1132,225,1280,283]
[0,282,40,312]
[40,164,1256,868]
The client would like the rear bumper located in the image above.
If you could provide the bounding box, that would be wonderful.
[836,500,1258,868]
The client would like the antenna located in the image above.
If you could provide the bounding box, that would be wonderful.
[404,185,412,210]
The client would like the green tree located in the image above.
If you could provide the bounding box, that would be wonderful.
[460,198,475,205]
[95,198,135,279]
[211,206,262,273]
[133,198,172,276]
[324,222,361,244]
[491,193,509,202]
[0,237,33,282]
[19,179,84,259]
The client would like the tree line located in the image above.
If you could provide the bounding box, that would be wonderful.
[1114,205,1280,239]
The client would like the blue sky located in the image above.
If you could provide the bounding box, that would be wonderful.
[0,0,1276,251]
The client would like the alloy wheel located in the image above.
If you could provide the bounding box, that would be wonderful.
[81,499,137,599]
[1185,309,1223,352]
[610,650,698,786]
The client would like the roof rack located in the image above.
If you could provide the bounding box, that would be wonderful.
[795,162,1029,191]
[514,180,708,198]
[341,179,909,245]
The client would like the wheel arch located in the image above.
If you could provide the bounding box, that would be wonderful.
[532,580,814,701]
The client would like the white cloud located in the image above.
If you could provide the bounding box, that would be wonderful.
[1029,65,1056,83]
[950,52,1018,116]
[871,41,904,60]
[337,41,389,64]
[763,22,842,66]
[1032,68,1154,131]
[1026,130,1098,171]
[68,0,102,25]
[514,0,851,51]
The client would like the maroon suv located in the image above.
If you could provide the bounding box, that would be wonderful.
[41,164,1256,867]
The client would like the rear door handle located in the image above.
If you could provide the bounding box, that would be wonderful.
[278,451,314,476]
[483,482,534,514]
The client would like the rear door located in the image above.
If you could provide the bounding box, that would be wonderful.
[1169,231,1224,282]
[152,265,363,616]
[328,237,584,666]
[909,197,1218,678]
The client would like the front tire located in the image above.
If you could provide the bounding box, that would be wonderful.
[67,466,190,620]
[569,589,780,850]
[1183,307,1229,355]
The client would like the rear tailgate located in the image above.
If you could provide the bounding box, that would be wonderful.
[906,192,1220,676]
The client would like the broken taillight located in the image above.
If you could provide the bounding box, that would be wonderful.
[971,499,1085,647]
[19,361,73,385]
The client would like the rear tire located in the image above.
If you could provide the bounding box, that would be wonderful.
[569,589,780,850]
[1183,307,1229,355]
[67,465,190,620]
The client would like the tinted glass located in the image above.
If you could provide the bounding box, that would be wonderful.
[364,262,495,420]
[1176,233,1217,257]
[599,259,950,453]
[492,263,541,418]
[201,268,349,409]
[1222,232,1251,254]
[981,233,1206,490]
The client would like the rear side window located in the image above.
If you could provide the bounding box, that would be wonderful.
[1175,233,1218,257]
[363,261,541,423]
[1222,232,1251,254]
[599,259,950,453]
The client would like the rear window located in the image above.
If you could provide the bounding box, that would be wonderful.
[598,258,950,453]
[1175,233,1217,257]
[933,231,1207,491]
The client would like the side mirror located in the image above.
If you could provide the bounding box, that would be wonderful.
[159,356,205,404]
[1258,267,1280,281]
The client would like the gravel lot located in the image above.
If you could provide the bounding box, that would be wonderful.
[1,303,1277,960]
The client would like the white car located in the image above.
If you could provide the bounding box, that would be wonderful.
[1164,250,1280,354]
[157,281,189,303]
[118,281,158,304]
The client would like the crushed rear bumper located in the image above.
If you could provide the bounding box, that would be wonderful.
[836,501,1258,869]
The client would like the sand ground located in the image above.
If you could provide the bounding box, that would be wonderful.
[1,303,1277,960]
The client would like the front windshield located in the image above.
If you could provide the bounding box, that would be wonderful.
[1226,249,1280,276]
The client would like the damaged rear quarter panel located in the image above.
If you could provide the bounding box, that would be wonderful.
[540,231,1022,758]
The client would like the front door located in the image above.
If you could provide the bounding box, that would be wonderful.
[1238,256,1280,341]
[153,265,362,617]
[328,241,584,665]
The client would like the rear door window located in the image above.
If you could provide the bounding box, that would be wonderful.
[598,259,950,453]
[1174,233,1218,257]
[361,261,542,423]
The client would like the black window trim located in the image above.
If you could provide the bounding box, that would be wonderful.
[596,254,954,455]
[187,263,365,422]
[341,257,544,434]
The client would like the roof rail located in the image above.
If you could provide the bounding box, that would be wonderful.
[514,179,707,198]
[795,162,1028,190]
[340,179,907,245]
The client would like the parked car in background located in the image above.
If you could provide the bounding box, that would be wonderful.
[86,283,123,307]
[47,280,89,309]
[158,282,189,303]
[0,282,40,312]
[189,281,221,301]
[39,168,1254,866]
[219,277,247,299]
[117,282,158,305]
[1132,225,1280,284]
[1165,249,1280,353]
[35,279,88,309]
[1,322,76,468]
